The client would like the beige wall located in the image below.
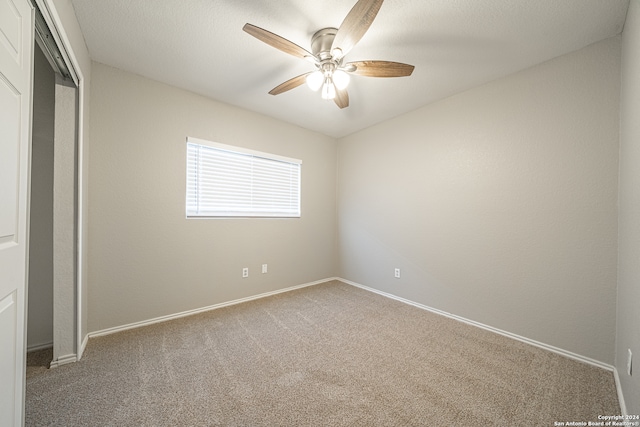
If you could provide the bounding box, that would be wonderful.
[617,0,640,414]
[88,63,337,332]
[337,37,620,364]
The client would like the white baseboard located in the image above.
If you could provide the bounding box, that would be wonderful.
[88,277,338,339]
[27,342,53,353]
[613,367,628,416]
[49,353,77,369]
[338,278,615,372]
[77,333,89,361]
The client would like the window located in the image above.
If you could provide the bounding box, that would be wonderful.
[186,137,301,218]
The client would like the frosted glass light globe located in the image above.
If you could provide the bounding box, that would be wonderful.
[321,80,336,100]
[332,70,350,90]
[306,71,324,91]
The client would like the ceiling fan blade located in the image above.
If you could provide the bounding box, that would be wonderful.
[331,0,384,57]
[269,72,312,95]
[345,60,415,77]
[243,23,314,60]
[334,88,349,109]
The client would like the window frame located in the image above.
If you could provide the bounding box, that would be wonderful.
[185,137,302,219]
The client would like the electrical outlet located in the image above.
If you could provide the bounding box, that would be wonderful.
[628,349,633,376]
[394,268,400,279]
[242,267,249,278]
[262,264,268,274]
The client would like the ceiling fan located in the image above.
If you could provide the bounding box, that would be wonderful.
[243,0,415,109]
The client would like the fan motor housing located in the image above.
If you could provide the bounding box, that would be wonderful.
[311,27,338,60]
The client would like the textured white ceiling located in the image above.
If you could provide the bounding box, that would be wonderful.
[70,0,629,138]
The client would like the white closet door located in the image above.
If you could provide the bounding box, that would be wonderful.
[0,0,34,425]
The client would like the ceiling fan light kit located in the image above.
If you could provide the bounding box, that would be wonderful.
[306,71,324,91]
[243,0,414,108]
[321,79,337,100]
[305,29,351,100]
[333,71,350,90]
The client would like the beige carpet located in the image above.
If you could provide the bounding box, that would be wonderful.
[26,280,620,426]
[26,346,52,380]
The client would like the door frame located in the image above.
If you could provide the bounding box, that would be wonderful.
[32,0,87,362]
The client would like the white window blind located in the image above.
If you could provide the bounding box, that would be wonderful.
[186,137,301,217]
